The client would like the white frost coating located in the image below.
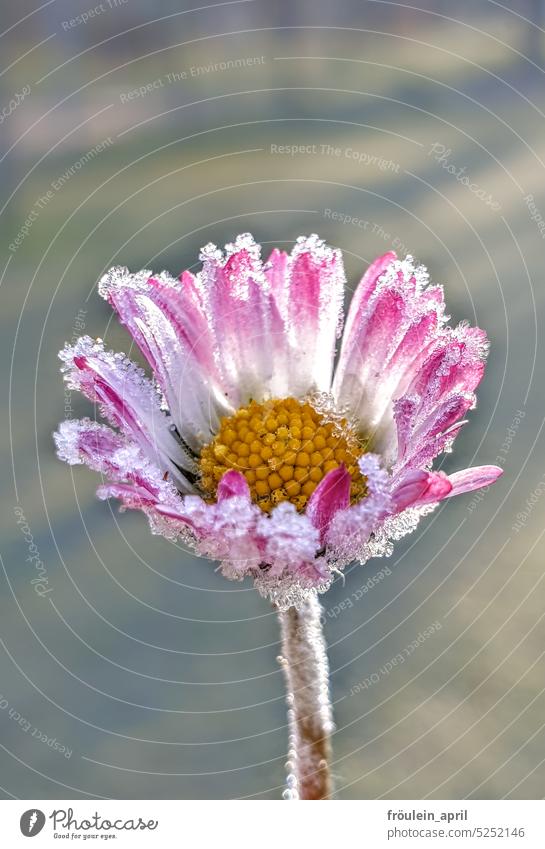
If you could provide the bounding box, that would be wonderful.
[54,418,120,465]
[198,241,224,264]
[278,592,334,799]
[224,231,264,264]
[54,418,183,509]
[59,336,195,491]
[99,263,233,450]
[254,570,331,612]
[286,234,345,395]
[256,503,320,577]
[196,233,279,405]
[332,254,447,462]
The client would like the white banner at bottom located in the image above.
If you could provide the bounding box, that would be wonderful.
[1,799,543,847]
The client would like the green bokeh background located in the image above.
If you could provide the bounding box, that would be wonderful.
[1,0,544,799]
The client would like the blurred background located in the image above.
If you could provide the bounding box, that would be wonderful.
[1,0,544,800]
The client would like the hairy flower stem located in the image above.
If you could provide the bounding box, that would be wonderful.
[277,593,334,800]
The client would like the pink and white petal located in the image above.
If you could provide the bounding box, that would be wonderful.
[365,307,443,460]
[98,266,231,450]
[325,454,392,564]
[130,297,228,451]
[408,324,488,405]
[444,465,503,497]
[54,417,125,470]
[198,235,279,405]
[264,235,346,397]
[54,418,183,506]
[389,320,489,472]
[306,464,351,543]
[261,248,293,398]
[333,287,408,431]
[338,250,397,352]
[264,246,289,299]
[397,421,468,476]
[394,391,474,472]
[59,336,195,491]
[333,255,446,456]
[333,250,400,405]
[391,469,452,512]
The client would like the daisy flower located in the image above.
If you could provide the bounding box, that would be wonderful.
[54,234,501,799]
[54,234,501,607]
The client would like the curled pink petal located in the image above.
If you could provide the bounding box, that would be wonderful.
[326,454,391,561]
[391,325,489,473]
[445,465,503,497]
[217,469,251,501]
[306,465,351,543]
[54,417,124,468]
[54,419,184,525]
[391,469,452,511]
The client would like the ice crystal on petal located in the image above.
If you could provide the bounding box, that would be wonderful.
[59,336,195,490]
[290,234,345,341]
[198,241,224,264]
[54,417,124,466]
[359,503,437,563]
[326,453,392,566]
[224,232,262,263]
[257,503,320,578]
[55,418,181,504]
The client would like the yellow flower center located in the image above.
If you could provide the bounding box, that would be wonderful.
[199,397,366,513]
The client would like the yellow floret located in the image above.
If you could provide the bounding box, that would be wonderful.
[198,397,366,512]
